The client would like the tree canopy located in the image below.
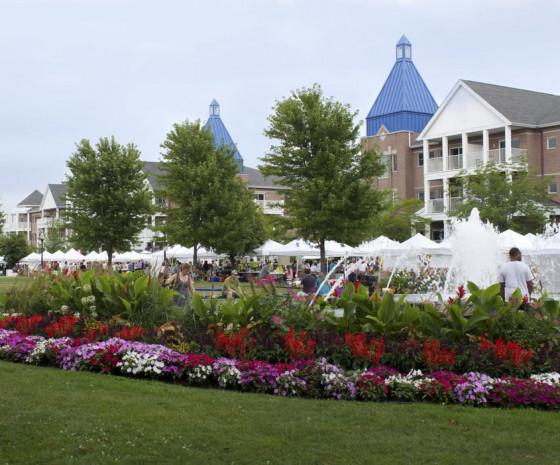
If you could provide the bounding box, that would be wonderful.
[371,197,427,242]
[454,163,551,234]
[0,234,30,268]
[159,120,264,265]
[65,137,153,265]
[260,84,386,271]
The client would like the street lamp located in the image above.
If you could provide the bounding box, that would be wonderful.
[38,231,44,271]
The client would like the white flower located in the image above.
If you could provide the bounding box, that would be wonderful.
[531,372,560,386]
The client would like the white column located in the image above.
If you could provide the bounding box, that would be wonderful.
[504,125,512,162]
[442,136,449,171]
[462,133,469,169]
[443,177,450,213]
[423,139,430,213]
[482,129,489,164]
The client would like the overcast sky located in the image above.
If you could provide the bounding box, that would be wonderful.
[0,0,557,209]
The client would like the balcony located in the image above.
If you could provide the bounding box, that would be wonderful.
[426,157,443,173]
[255,199,284,215]
[448,197,463,213]
[488,148,527,164]
[447,155,463,170]
[427,198,444,214]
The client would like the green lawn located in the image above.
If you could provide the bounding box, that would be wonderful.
[0,276,29,296]
[1,362,559,464]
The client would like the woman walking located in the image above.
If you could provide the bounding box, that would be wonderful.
[166,263,195,306]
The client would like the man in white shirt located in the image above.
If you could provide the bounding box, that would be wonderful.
[498,247,534,302]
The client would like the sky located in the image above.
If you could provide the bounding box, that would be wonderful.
[0,0,558,209]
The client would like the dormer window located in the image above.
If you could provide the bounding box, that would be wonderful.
[395,35,412,61]
[209,99,220,117]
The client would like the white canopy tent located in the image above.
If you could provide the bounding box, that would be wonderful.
[272,239,319,257]
[84,251,101,261]
[47,250,66,262]
[254,240,284,256]
[20,252,41,263]
[359,236,401,256]
[498,229,535,252]
[65,248,85,262]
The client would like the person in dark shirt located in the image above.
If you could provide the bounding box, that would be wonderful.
[301,268,317,295]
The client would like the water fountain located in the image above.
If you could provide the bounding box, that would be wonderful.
[442,208,503,296]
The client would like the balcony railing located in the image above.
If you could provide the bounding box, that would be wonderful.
[427,198,444,214]
[488,148,527,164]
[447,155,463,170]
[255,199,284,215]
[427,157,443,173]
[466,152,483,169]
[448,197,463,213]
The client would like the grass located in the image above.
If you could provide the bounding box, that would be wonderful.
[1,362,560,465]
[0,276,29,296]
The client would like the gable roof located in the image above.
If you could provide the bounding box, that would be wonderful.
[17,190,43,207]
[47,184,68,208]
[142,161,163,191]
[244,166,288,190]
[462,80,560,127]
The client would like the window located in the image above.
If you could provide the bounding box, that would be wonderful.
[379,154,390,179]
[449,146,463,157]
[429,149,441,159]
[391,154,398,172]
[417,152,424,167]
[549,180,558,194]
[391,190,399,204]
[547,136,557,150]
[254,193,264,201]
[417,191,425,201]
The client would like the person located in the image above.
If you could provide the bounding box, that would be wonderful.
[166,263,195,306]
[301,268,317,295]
[499,247,534,302]
[222,270,244,299]
[259,262,269,279]
[310,262,319,273]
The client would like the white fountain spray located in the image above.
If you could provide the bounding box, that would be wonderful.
[443,208,504,295]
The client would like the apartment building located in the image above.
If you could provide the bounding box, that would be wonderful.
[419,79,560,240]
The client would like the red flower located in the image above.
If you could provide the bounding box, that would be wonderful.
[215,326,255,360]
[423,339,455,370]
[282,326,316,360]
[456,285,466,299]
[344,332,385,365]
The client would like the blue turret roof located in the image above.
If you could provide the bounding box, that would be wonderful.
[203,100,244,172]
[366,36,437,135]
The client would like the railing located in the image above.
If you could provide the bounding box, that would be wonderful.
[255,199,284,215]
[427,157,443,173]
[448,197,463,213]
[447,155,463,170]
[488,148,528,164]
[427,198,444,214]
[466,152,483,169]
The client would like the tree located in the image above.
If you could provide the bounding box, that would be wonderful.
[262,214,295,243]
[65,137,153,266]
[45,220,69,252]
[261,85,386,272]
[454,163,551,234]
[371,197,427,241]
[159,120,264,266]
[0,234,30,268]
[0,203,5,233]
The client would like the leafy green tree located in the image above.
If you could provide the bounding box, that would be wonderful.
[261,84,386,272]
[0,234,30,268]
[159,120,264,265]
[65,137,153,266]
[0,203,5,233]
[262,214,294,243]
[371,197,427,241]
[454,163,551,234]
[45,220,69,252]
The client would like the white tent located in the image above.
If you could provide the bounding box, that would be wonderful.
[254,240,284,256]
[498,229,534,251]
[114,251,145,263]
[390,233,448,256]
[359,236,401,255]
[84,251,100,261]
[97,251,109,262]
[20,252,41,263]
[272,238,320,257]
[47,250,66,262]
[65,248,85,262]
[324,241,359,257]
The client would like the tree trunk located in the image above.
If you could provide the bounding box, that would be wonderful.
[193,243,198,269]
[107,244,113,269]
[320,239,327,274]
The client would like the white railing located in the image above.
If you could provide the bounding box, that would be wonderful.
[488,148,528,164]
[255,199,284,215]
[37,217,55,230]
[466,152,483,169]
[447,155,463,170]
[427,198,444,214]
[448,197,463,213]
[427,157,443,173]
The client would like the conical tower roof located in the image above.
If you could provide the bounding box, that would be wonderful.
[203,100,244,172]
[366,36,437,136]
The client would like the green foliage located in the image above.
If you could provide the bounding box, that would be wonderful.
[370,197,427,242]
[159,120,264,264]
[0,203,5,233]
[2,271,175,327]
[454,162,551,234]
[262,214,294,243]
[261,84,386,271]
[44,220,69,252]
[65,137,154,265]
[0,233,31,268]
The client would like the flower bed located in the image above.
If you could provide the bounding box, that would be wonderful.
[2,328,560,409]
